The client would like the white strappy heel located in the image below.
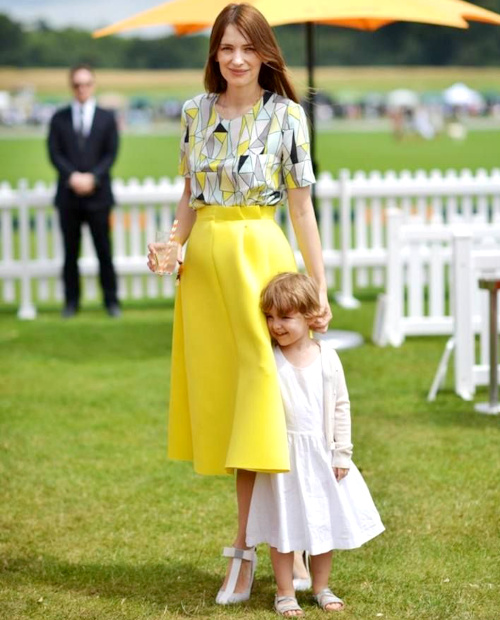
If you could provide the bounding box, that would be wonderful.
[215,546,257,605]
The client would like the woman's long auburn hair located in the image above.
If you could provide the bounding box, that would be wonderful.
[204,3,298,102]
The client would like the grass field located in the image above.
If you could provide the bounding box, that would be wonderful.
[3,66,500,101]
[2,128,500,187]
[1,295,499,620]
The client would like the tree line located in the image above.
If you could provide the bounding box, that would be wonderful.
[1,0,500,69]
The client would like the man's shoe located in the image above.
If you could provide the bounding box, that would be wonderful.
[62,304,78,319]
[106,303,122,318]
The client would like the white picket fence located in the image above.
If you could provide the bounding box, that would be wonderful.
[1,167,500,319]
[375,209,500,346]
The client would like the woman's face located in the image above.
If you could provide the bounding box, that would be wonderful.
[216,24,262,90]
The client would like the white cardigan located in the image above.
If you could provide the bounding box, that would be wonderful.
[319,340,353,469]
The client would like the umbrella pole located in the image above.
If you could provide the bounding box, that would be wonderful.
[305,21,318,209]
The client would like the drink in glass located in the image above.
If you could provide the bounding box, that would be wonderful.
[154,231,170,276]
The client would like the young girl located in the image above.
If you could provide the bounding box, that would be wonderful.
[246,273,385,616]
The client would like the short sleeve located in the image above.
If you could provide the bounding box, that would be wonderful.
[178,102,190,177]
[281,103,316,189]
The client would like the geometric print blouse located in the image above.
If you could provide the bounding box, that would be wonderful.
[178,90,316,208]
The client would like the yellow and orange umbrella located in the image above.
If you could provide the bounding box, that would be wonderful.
[93,0,500,37]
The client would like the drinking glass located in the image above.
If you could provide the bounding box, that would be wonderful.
[154,230,171,276]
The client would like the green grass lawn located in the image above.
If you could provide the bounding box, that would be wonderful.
[1,128,500,188]
[1,295,499,619]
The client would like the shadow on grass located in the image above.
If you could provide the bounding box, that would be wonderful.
[4,319,173,363]
[423,390,500,431]
[2,554,276,614]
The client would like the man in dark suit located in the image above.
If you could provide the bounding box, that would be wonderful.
[48,63,121,318]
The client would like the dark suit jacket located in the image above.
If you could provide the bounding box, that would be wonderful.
[48,105,119,210]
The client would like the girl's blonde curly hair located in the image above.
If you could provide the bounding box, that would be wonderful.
[260,272,321,320]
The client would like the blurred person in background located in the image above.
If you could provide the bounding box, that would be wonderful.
[48,63,121,318]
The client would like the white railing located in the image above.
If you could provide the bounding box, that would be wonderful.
[334,167,500,307]
[1,167,500,319]
[375,209,500,346]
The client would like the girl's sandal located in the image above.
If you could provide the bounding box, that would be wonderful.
[274,595,304,617]
[313,588,345,612]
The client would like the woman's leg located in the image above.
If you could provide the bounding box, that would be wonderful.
[310,551,343,611]
[234,469,256,547]
[220,469,256,593]
[293,551,309,580]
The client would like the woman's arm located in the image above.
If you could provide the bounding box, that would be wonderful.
[288,185,332,331]
[147,178,196,274]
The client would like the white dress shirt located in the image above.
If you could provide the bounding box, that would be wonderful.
[72,98,96,137]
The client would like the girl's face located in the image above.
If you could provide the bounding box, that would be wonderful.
[216,24,262,90]
[265,306,311,348]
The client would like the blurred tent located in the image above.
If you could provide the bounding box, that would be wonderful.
[0,91,10,111]
[386,89,420,109]
[443,82,485,108]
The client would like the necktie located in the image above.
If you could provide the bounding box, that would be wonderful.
[77,105,85,150]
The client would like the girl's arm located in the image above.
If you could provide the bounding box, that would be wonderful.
[288,186,332,331]
[332,353,353,474]
[147,178,196,274]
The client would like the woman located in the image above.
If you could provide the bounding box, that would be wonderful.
[147,3,331,605]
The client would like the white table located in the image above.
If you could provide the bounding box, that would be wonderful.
[315,330,364,351]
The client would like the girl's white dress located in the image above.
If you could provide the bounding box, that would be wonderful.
[246,347,384,555]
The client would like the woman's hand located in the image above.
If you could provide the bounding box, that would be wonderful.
[147,241,182,275]
[146,178,194,275]
[147,243,159,273]
[309,289,332,333]
[333,467,349,482]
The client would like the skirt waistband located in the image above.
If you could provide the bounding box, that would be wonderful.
[196,205,276,221]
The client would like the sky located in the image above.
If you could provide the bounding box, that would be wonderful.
[0,0,173,35]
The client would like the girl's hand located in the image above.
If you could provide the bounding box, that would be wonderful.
[310,289,332,333]
[333,467,349,482]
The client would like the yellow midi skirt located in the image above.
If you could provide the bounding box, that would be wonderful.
[168,206,297,475]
